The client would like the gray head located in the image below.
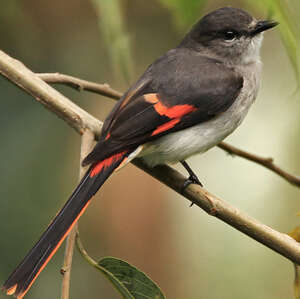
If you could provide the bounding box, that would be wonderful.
[179,7,278,64]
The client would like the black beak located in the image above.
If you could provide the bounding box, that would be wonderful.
[251,20,279,36]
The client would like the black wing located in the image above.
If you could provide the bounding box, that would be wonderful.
[83,49,243,165]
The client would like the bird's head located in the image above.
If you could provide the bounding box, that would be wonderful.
[179,7,278,65]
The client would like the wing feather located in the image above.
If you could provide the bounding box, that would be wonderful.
[83,51,243,166]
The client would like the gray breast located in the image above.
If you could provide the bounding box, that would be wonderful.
[140,62,262,167]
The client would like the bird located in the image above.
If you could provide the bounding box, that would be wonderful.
[2,7,278,299]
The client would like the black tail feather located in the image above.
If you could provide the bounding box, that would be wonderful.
[3,151,129,298]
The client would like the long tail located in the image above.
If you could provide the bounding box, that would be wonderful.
[2,151,129,299]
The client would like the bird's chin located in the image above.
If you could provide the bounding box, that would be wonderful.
[241,34,263,65]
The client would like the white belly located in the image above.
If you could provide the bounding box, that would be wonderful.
[139,65,261,167]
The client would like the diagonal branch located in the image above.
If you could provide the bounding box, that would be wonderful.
[1,49,300,265]
[37,72,300,189]
[134,159,300,264]
[0,53,102,137]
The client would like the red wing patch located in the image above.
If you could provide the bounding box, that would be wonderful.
[144,93,197,119]
[151,119,180,136]
[90,151,127,177]
[154,102,197,118]
[144,93,198,136]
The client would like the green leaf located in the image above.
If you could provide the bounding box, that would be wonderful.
[96,257,165,299]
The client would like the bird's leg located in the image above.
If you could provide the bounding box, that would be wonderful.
[181,160,203,189]
[180,161,217,212]
[180,160,203,207]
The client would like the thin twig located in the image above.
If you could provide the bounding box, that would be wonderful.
[61,130,95,299]
[75,229,136,297]
[75,229,99,269]
[1,50,300,264]
[218,142,300,187]
[37,71,300,189]
[38,73,122,99]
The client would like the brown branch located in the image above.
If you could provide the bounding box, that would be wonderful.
[37,73,122,99]
[61,130,95,299]
[1,50,300,265]
[134,159,300,263]
[218,142,300,187]
[0,51,102,137]
[37,71,300,189]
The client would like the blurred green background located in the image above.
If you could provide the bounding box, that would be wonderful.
[0,0,299,298]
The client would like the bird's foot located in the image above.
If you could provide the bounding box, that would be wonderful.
[182,174,203,190]
[182,174,203,207]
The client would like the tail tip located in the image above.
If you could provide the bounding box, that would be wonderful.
[3,283,17,296]
[3,283,26,299]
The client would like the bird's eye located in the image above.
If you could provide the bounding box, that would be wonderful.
[223,30,237,42]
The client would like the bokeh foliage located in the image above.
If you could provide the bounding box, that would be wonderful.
[95,0,299,87]
[246,0,300,84]
[158,0,208,28]
[91,0,133,83]
[0,1,299,299]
